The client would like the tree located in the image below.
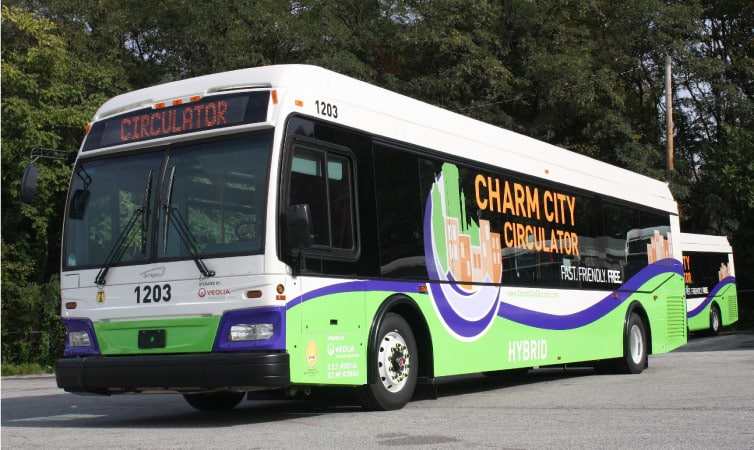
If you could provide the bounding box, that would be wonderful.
[1,5,126,366]
[383,0,515,127]
[673,0,754,293]
[2,0,751,370]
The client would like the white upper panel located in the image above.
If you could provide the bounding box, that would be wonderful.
[91,64,677,213]
[679,233,733,254]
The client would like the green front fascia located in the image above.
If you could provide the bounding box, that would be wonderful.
[286,273,685,386]
[94,316,221,355]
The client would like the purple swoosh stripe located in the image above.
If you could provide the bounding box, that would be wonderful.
[428,280,500,338]
[445,271,481,297]
[497,260,682,330]
[687,276,736,318]
[285,279,427,311]
[284,260,682,331]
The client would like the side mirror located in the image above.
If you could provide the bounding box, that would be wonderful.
[286,204,313,250]
[68,189,91,220]
[20,165,39,205]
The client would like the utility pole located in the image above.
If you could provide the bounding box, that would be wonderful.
[665,55,674,180]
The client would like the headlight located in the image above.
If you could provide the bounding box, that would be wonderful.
[62,318,100,356]
[229,323,274,341]
[68,330,92,347]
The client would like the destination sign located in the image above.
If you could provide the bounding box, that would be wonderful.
[83,91,270,151]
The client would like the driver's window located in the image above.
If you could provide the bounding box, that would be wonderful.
[289,143,355,251]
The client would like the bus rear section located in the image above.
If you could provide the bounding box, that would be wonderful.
[681,233,739,334]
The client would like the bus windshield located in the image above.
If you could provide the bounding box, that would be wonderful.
[63,132,273,271]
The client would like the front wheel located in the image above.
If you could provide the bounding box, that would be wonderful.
[622,312,647,374]
[183,392,245,411]
[358,313,417,410]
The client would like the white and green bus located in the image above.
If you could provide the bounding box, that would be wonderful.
[681,233,738,335]
[48,65,686,411]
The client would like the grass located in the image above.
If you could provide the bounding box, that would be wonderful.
[1,362,54,376]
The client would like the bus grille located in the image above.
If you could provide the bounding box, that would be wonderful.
[728,295,739,322]
[666,295,686,341]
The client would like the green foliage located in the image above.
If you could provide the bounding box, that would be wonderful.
[672,0,754,287]
[1,362,53,376]
[391,0,514,126]
[0,5,124,365]
[1,0,753,368]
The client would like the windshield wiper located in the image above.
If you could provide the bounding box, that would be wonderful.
[94,209,142,285]
[94,171,153,285]
[165,208,215,278]
[162,166,215,278]
[162,166,175,253]
[141,170,153,253]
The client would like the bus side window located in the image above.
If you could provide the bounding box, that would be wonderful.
[290,147,329,246]
[289,142,356,254]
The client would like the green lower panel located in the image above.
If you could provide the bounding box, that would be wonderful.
[424,302,626,376]
[287,275,686,385]
[688,284,739,332]
[288,333,366,385]
[94,316,221,355]
[287,292,367,385]
[687,305,711,332]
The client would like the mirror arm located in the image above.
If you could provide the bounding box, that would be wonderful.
[285,204,314,275]
[20,148,76,205]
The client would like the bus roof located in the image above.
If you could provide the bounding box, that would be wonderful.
[679,233,733,254]
[91,64,677,213]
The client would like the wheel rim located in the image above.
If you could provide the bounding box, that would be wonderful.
[711,310,720,331]
[629,324,644,365]
[377,331,411,393]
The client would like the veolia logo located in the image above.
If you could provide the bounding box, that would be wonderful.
[424,163,502,341]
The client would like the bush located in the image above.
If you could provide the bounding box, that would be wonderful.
[1,362,53,376]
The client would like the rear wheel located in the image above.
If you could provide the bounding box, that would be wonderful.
[183,392,245,411]
[622,313,647,374]
[359,313,417,410]
[709,305,721,336]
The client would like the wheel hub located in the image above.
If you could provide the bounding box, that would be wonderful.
[378,331,411,392]
[629,324,644,364]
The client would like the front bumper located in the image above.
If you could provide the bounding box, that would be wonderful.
[57,351,290,394]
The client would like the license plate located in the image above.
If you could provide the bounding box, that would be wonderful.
[138,329,166,349]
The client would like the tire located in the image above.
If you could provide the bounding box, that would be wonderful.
[709,305,721,336]
[621,312,647,374]
[183,392,245,411]
[359,313,417,411]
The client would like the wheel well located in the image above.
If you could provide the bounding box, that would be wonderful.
[373,295,434,380]
[627,302,652,355]
[709,302,722,329]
